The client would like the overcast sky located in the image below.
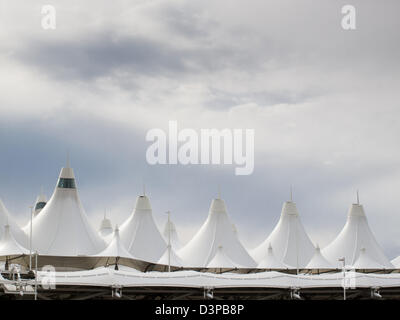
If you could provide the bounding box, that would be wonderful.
[1,0,400,258]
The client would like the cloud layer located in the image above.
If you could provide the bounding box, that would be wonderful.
[1,0,400,257]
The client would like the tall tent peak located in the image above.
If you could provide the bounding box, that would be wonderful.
[251,200,314,267]
[27,165,106,255]
[119,194,166,263]
[57,166,76,189]
[322,202,392,268]
[178,197,256,268]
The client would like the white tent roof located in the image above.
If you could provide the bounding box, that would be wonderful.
[0,225,30,256]
[322,203,393,268]
[178,198,256,268]
[98,211,113,238]
[352,248,387,269]
[206,246,242,269]
[391,256,400,268]
[257,244,288,269]
[93,226,134,259]
[158,248,184,267]
[26,166,106,256]
[162,218,182,250]
[33,193,47,216]
[0,199,29,248]
[251,201,315,268]
[306,245,334,269]
[119,195,166,263]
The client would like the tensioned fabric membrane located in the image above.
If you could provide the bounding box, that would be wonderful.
[0,164,397,278]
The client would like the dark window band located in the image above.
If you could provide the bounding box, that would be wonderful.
[35,202,46,210]
[58,178,76,189]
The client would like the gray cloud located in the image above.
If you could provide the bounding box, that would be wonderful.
[1,0,400,260]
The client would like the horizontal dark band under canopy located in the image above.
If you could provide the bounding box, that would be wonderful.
[58,178,76,189]
[34,201,46,210]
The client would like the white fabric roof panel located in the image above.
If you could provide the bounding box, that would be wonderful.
[0,225,30,256]
[119,195,166,263]
[306,245,334,269]
[257,244,289,269]
[0,199,29,249]
[251,201,315,268]
[178,198,256,268]
[206,246,243,269]
[94,226,134,260]
[25,268,400,289]
[322,203,393,269]
[391,256,400,268]
[158,248,184,267]
[352,248,387,269]
[26,166,106,256]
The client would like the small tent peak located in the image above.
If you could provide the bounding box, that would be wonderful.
[281,201,299,216]
[348,203,366,218]
[134,194,152,211]
[209,198,227,214]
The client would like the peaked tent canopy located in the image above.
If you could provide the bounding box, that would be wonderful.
[206,245,242,269]
[322,203,393,268]
[0,199,29,248]
[33,193,47,216]
[391,256,400,268]
[119,195,166,263]
[352,248,387,269]
[251,201,315,268]
[0,224,30,256]
[162,217,182,251]
[98,211,113,238]
[158,247,184,267]
[257,244,288,269]
[306,245,334,269]
[26,165,106,256]
[178,198,256,268]
[93,226,134,259]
